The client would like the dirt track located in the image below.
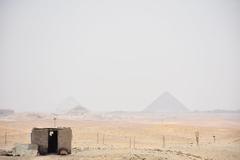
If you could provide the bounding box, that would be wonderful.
[0,148,213,160]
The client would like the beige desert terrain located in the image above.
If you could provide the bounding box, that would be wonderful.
[0,113,240,160]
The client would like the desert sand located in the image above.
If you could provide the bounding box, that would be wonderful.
[0,113,240,160]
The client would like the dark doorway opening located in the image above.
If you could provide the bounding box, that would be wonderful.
[48,130,58,153]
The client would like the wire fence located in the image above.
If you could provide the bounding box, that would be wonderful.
[0,130,218,149]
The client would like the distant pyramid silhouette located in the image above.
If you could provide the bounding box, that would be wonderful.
[56,97,88,114]
[67,105,88,115]
[143,92,189,113]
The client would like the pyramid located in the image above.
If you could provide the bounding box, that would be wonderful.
[56,97,88,114]
[143,92,189,113]
[67,105,88,115]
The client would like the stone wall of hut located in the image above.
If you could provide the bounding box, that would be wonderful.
[31,128,49,154]
[58,128,72,153]
[31,127,72,155]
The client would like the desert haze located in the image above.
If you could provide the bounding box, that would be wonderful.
[1,0,240,159]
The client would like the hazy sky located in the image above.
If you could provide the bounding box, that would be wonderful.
[0,0,239,112]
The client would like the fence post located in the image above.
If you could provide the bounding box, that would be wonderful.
[213,135,216,143]
[53,117,56,128]
[102,134,105,145]
[129,137,132,149]
[162,135,165,148]
[97,133,99,144]
[4,132,7,145]
[195,131,199,146]
[133,136,135,149]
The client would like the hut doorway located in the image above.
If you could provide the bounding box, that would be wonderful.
[48,130,58,153]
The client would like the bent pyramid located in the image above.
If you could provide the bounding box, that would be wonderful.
[67,105,88,115]
[143,92,189,113]
[56,97,89,114]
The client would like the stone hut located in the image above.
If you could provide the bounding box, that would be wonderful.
[31,127,72,155]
